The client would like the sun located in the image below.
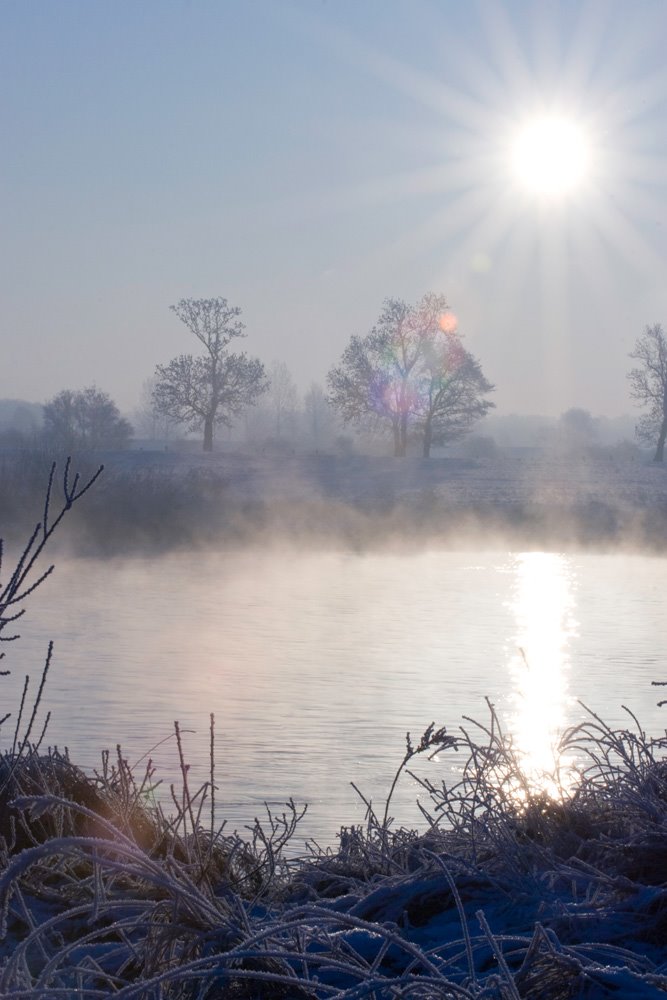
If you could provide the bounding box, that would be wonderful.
[510,115,592,198]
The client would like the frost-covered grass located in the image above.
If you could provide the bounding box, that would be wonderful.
[4,461,667,997]
[3,705,667,997]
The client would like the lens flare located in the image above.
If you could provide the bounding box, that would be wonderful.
[439,312,458,333]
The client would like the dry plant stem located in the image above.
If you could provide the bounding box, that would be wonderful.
[422,848,477,988]
[0,459,103,635]
[209,711,215,845]
[0,459,102,759]
[173,720,198,842]
[20,641,53,751]
[476,909,522,1000]
[11,675,29,754]
[380,723,458,841]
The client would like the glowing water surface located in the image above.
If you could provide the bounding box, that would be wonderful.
[508,552,577,792]
[7,549,667,847]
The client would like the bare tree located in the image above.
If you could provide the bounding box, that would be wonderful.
[327,299,420,457]
[267,360,298,437]
[43,386,133,450]
[327,294,494,457]
[628,324,667,461]
[153,297,268,451]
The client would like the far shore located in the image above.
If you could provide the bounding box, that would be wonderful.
[1,446,666,555]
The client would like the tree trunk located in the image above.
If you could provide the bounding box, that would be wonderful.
[422,419,432,458]
[392,422,401,457]
[203,416,214,452]
[398,412,408,457]
[654,416,667,461]
[394,431,406,457]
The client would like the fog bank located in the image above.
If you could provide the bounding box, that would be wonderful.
[1,447,666,557]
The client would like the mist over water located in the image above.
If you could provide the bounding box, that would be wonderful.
[6,547,667,847]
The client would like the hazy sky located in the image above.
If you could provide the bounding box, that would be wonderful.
[3,0,667,418]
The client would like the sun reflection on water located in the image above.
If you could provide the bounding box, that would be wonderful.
[508,552,578,795]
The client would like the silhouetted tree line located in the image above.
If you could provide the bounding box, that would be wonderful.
[5,293,665,461]
[149,293,495,456]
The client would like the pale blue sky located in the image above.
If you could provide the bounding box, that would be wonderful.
[3,0,667,416]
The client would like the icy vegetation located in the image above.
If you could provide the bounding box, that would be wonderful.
[4,699,667,996]
[2,464,667,997]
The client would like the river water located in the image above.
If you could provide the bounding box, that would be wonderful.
[5,548,667,847]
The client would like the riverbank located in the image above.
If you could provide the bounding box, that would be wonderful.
[1,447,667,555]
[3,704,667,997]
